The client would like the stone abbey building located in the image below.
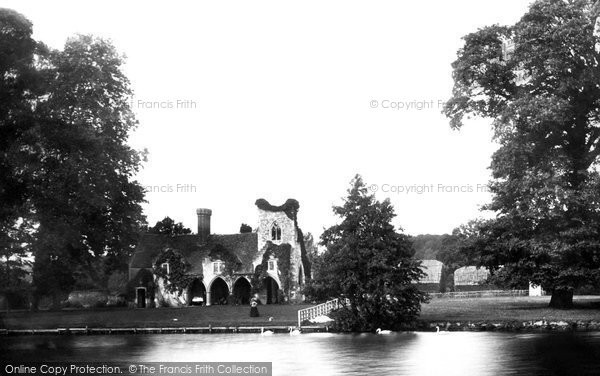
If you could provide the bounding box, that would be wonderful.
[128,199,310,308]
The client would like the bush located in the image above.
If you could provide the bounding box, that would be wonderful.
[107,271,128,295]
[329,307,367,332]
[106,295,127,307]
[67,290,108,308]
[1,289,30,310]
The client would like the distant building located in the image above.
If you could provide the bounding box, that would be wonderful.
[418,259,443,284]
[415,260,444,292]
[454,266,490,286]
[128,199,310,308]
[529,282,544,297]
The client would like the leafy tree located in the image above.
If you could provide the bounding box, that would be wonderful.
[30,34,146,308]
[1,9,147,308]
[313,175,427,331]
[303,232,319,265]
[239,223,252,233]
[301,232,327,301]
[444,0,600,307]
[411,234,445,260]
[437,220,483,270]
[0,219,33,307]
[435,220,490,292]
[0,9,42,227]
[147,217,192,236]
[0,9,43,305]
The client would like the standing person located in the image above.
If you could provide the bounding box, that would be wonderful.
[250,294,260,317]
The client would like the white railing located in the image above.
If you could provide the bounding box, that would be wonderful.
[297,298,349,327]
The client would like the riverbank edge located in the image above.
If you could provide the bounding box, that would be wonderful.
[3,320,600,335]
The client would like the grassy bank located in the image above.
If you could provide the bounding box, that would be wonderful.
[422,295,600,322]
[0,304,309,329]
[1,296,599,331]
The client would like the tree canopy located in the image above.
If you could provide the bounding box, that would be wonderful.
[309,175,427,331]
[444,0,600,307]
[239,223,252,233]
[147,217,192,236]
[0,9,146,308]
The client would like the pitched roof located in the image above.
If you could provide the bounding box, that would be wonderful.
[129,232,259,275]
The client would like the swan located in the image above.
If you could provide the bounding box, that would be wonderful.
[435,325,447,334]
[260,327,274,336]
[376,328,392,335]
[289,327,301,336]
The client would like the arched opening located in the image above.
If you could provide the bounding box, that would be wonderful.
[232,278,252,305]
[271,222,281,241]
[210,278,229,305]
[136,288,146,308]
[188,278,206,306]
[263,276,279,304]
[298,264,304,286]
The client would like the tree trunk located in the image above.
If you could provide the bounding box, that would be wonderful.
[549,289,573,309]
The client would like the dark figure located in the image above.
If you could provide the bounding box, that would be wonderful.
[250,294,260,317]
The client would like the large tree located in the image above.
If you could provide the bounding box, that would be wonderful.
[147,217,192,236]
[444,0,600,307]
[0,9,42,299]
[1,9,146,308]
[312,175,427,331]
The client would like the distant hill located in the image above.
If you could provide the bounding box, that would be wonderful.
[410,234,447,260]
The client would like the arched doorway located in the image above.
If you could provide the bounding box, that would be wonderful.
[232,278,252,305]
[136,288,146,308]
[263,276,279,304]
[210,278,229,305]
[188,278,206,306]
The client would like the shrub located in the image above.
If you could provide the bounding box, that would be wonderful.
[329,307,367,332]
[107,271,128,295]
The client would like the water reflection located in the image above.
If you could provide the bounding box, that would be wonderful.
[2,332,600,375]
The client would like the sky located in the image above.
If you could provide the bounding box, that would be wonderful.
[1,0,534,239]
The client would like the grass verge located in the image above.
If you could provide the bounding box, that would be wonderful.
[1,296,599,330]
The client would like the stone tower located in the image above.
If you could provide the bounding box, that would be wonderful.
[254,199,306,303]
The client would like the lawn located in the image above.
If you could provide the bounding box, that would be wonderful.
[420,295,600,322]
[1,296,599,330]
[0,304,310,330]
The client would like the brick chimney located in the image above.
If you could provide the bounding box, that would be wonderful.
[196,208,212,242]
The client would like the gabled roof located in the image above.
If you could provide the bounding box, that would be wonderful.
[129,232,259,275]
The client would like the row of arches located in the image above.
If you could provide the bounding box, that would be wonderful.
[188,276,280,306]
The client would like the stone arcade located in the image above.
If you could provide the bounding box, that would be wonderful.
[128,199,310,308]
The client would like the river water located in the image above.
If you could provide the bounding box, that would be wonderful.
[2,332,600,375]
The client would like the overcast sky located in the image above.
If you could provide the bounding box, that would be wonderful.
[2,0,534,239]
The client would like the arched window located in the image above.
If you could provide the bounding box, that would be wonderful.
[271,222,282,241]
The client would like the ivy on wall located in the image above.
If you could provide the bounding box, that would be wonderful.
[295,225,312,282]
[255,198,299,221]
[208,243,242,276]
[153,248,197,296]
[255,198,312,281]
[252,241,292,294]
[126,268,155,301]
